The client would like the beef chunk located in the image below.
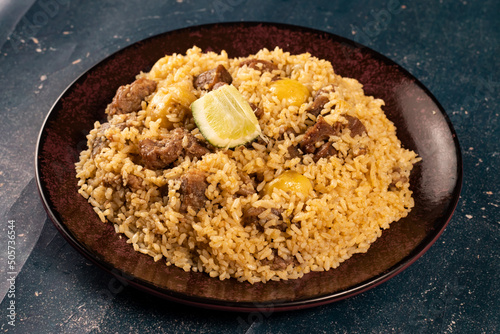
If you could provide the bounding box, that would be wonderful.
[183,132,212,159]
[99,122,112,131]
[279,128,302,157]
[352,146,367,157]
[316,84,336,96]
[108,78,157,116]
[91,122,127,157]
[138,128,210,169]
[102,175,122,188]
[249,102,264,119]
[138,137,182,169]
[313,142,338,162]
[194,65,233,91]
[179,170,208,212]
[389,167,409,190]
[250,172,265,184]
[236,184,256,197]
[125,174,144,191]
[391,175,408,187]
[239,59,278,72]
[299,114,367,162]
[284,127,299,137]
[242,207,285,232]
[158,183,169,198]
[287,145,303,159]
[261,250,298,271]
[300,117,340,154]
[244,133,267,149]
[344,115,367,137]
[242,207,267,231]
[235,173,257,196]
[307,95,329,117]
[306,85,336,117]
[91,123,111,158]
[212,81,229,90]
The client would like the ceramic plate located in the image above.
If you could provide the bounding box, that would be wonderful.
[35,22,462,311]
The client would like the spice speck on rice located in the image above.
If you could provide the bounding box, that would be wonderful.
[75,46,420,283]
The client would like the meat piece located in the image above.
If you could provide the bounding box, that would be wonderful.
[239,59,278,72]
[277,127,300,141]
[307,95,329,118]
[108,78,157,116]
[236,185,256,197]
[91,122,127,157]
[235,173,257,196]
[138,128,210,169]
[287,145,303,159]
[352,146,367,157]
[389,167,409,190]
[261,250,298,271]
[244,133,267,149]
[344,115,367,137]
[300,117,340,154]
[392,175,408,186]
[138,137,183,169]
[91,123,111,158]
[182,131,212,159]
[306,85,336,117]
[316,84,336,96]
[179,170,208,212]
[102,175,122,187]
[313,142,338,162]
[242,207,285,232]
[284,127,299,137]
[249,102,264,119]
[125,174,144,191]
[242,207,267,231]
[299,114,367,162]
[158,183,169,198]
[299,116,345,162]
[98,122,112,132]
[194,65,232,91]
[212,81,228,90]
[250,172,265,184]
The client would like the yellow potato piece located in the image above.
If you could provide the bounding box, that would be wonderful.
[146,81,197,128]
[170,81,197,107]
[264,171,313,197]
[269,78,310,107]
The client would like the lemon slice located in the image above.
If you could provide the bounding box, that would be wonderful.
[191,84,261,148]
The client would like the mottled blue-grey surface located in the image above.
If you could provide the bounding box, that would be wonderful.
[0,0,498,333]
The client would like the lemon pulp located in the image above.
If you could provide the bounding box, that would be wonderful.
[191,84,261,148]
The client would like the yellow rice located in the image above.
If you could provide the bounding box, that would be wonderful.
[75,46,420,283]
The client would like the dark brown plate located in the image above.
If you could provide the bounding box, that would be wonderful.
[35,22,462,311]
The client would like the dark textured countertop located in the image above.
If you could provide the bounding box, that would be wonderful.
[0,1,498,333]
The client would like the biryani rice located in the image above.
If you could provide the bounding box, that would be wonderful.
[75,46,420,283]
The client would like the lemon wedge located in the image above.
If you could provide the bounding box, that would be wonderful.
[191,84,261,148]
